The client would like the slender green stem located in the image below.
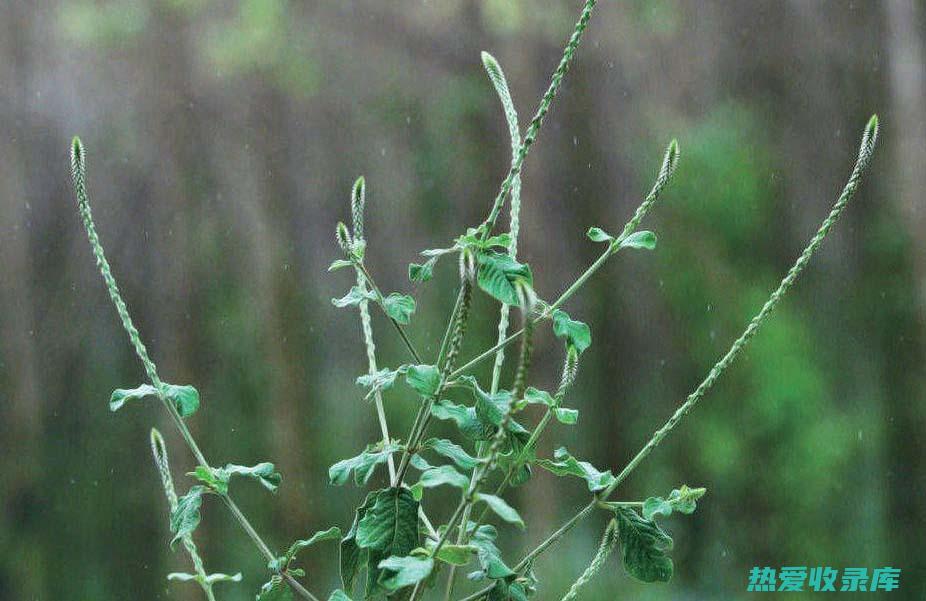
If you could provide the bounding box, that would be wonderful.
[355,262,423,364]
[454,115,880,601]
[71,138,320,601]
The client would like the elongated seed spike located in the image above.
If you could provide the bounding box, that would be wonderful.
[857,114,879,171]
[351,176,366,241]
[336,221,352,255]
[662,139,680,180]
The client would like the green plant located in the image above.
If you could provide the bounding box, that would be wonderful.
[70,1,880,599]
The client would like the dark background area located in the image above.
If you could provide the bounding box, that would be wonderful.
[1,1,925,599]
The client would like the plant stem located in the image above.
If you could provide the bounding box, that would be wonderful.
[453,114,880,601]
[71,138,320,601]
[355,262,423,363]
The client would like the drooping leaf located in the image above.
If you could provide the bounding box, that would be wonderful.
[328,259,354,271]
[586,226,614,243]
[619,230,657,251]
[469,526,514,580]
[408,258,437,283]
[170,485,206,548]
[383,293,416,324]
[340,491,378,592]
[430,400,494,441]
[356,366,406,396]
[536,447,615,492]
[257,575,294,601]
[460,375,512,427]
[553,407,578,425]
[224,463,282,493]
[552,310,591,355]
[405,364,441,398]
[377,555,434,591]
[475,494,524,529]
[332,286,376,308]
[418,465,469,490]
[642,485,707,520]
[519,387,555,409]
[355,488,420,553]
[328,590,353,601]
[422,438,478,470]
[613,508,674,583]
[110,383,200,417]
[329,442,402,486]
[476,251,533,306]
[282,526,342,569]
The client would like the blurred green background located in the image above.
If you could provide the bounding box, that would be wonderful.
[1,0,924,599]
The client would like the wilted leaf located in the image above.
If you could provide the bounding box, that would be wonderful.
[170,485,206,548]
[383,293,416,324]
[110,383,200,417]
[332,286,376,308]
[613,508,674,582]
[329,442,401,486]
[642,485,707,520]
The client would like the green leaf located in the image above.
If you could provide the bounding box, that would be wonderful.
[586,227,614,243]
[475,494,524,529]
[422,438,477,470]
[408,258,437,283]
[283,526,342,568]
[553,407,578,425]
[223,463,282,493]
[470,533,514,580]
[332,286,376,308]
[170,485,206,548]
[430,400,492,441]
[340,491,378,592]
[419,465,469,490]
[536,447,615,492]
[329,442,401,486]
[552,310,591,355]
[190,465,229,494]
[257,575,294,601]
[420,543,475,566]
[356,488,420,553]
[328,590,353,601]
[619,230,657,251]
[110,383,200,417]
[460,375,512,427]
[356,366,406,395]
[520,387,555,409]
[328,259,354,271]
[476,251,533,306]
[405,364,441,397]
[383,293,416,324]
[613,508,674,583]
[642,485,707,520]
[377,555,434,591]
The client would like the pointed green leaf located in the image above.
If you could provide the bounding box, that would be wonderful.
[476,252,533,306]
[355,488,420,553]
[460,375,512,427]
[421,543,476,566]
[409,258,437,283]
[356,366,406,395]
[419,465,469,489]
[470,535,514,580]
[284,526,342,567]
[328,259,354,271]
[377,555,434,591]
[170,485,206,549]
[422,438,477,470]
[642,485,707,520]
[553,407,578,425]
[329,442,401,486]
[332,286,376,308]
[110,383,200,417]
[223,462,282,493]
[536,447,615,492]
[586,227,614,243]
[619,230,657,251]
[383,293,416,324]
[614,508,674,582]
[520,387,555,408]
[475,494,524,529]
[340,491,378,592]
[552,310,591,355]
[430,400,494,441]
[405,364,441,397]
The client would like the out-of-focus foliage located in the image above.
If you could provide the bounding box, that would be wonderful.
[1,1,923,600]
